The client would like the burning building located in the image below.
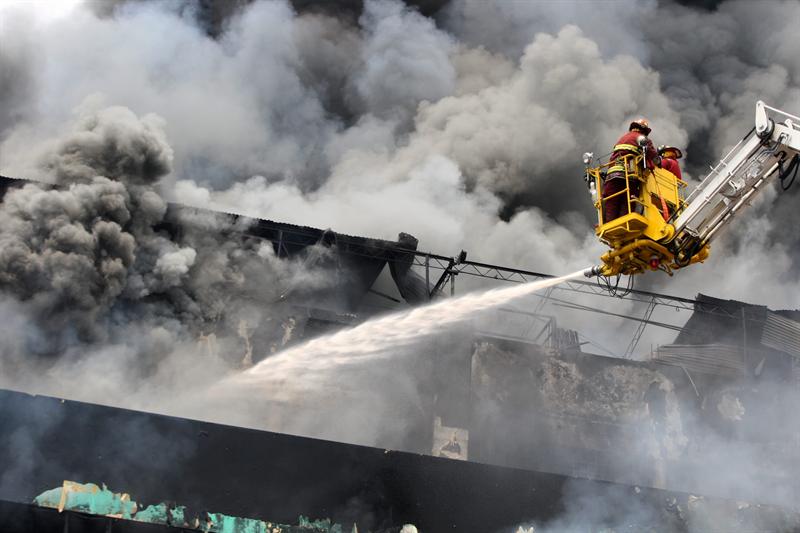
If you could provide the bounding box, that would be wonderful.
[1,175,799,532]
[2,0,800,531]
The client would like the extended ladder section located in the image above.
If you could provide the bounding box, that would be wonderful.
[672,101,800,252]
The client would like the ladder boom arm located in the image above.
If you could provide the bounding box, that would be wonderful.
[672,101,800,250]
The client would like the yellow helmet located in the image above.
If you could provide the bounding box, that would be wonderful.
[629,118,651,135]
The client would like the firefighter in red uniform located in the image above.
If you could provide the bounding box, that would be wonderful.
[658,145,683,180]
[602,118,659,222]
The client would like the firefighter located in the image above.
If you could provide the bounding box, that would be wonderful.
[602,118,659,222]
[658,145,683,181]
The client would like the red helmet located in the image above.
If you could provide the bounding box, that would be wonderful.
[658,145,683,159]
[629,118,651,135]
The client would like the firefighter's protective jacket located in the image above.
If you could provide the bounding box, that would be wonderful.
[660,157,682,180]
[609,131,658,171]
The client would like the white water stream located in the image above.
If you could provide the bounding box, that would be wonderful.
[226,268,588,387]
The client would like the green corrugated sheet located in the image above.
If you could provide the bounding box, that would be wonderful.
[33,481,360,533]
[135,503,170,524]
[205,512,270,533]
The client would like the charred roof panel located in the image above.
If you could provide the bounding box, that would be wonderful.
[0,388,713,532]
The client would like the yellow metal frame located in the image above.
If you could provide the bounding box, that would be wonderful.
[588,155,708,276]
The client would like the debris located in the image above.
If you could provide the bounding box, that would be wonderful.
[33,481,137,519]
[432,416,469,460]
[717,393,745,421]
[238,318,254,367]
[33,481,357,533]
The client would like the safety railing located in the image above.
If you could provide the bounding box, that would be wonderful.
[589,154,646,228]
[651,164,687,222]
[761,101,800,130]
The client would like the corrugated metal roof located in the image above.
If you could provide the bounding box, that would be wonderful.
[762,311,800,359]
[652,343,745,377]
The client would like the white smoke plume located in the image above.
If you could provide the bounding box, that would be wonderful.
[3,0,797,300]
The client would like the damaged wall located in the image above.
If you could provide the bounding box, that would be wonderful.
[467,336,800,510]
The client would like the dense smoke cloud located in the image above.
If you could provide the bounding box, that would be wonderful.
[0,106,172,343]
[0,101,335,376]
[439,0,800,306]
[443,0,656,63]
[0,0,799,528]
[356,0,456,124]
[2,0,797,306]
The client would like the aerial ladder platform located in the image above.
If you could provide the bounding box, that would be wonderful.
[583,101,800,279]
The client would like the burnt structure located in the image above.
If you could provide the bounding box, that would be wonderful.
[459,293,800,508]
[0,389,699,532]
[1,175,799,531]
[4,389,799,533]
[0,175,428,363]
